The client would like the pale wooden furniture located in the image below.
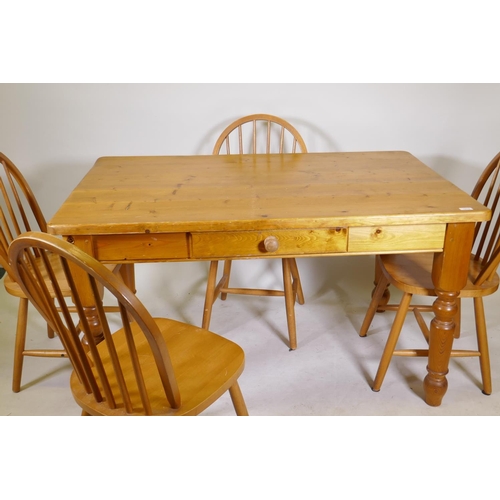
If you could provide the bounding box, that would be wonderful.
[47,151,490,407]
[206,114,307,350]
[360,152,500,394]
[9,232,248,416]
[0,152,125,393]
[0,152,70,392]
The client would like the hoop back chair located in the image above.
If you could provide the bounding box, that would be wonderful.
[0,152,70,392]
[9,232,248,416]
[203,114,307,350]
[360,152,500,394]
[0,152,125,393]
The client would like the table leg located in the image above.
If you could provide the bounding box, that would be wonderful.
[70,238,137,344]
[425,222,475,406]
[69,236,106,344]
[119,264,136,293]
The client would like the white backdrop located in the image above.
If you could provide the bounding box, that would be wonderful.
[1,83,499,318]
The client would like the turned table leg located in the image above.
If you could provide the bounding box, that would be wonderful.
[425,223,475,406]
[424,289,458,406]
[68,236,109,345]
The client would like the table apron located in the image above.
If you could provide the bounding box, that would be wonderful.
[70,223,447,263]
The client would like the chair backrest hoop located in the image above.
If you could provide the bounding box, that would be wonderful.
[213,114,307,155]
[0,152,47,276]
[470,152,500,285]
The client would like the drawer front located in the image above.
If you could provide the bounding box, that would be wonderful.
[348,224,446,253]
[192,228,347,258]
[94,233,189,261]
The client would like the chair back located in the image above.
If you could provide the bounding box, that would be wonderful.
[213,114,307,155]
[471,152,500,285]
[0,153,46,278]
[9,232,181,415]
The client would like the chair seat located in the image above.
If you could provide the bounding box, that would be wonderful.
[3,252,72,298]
[380,252,500,298]
[72,318,246,416]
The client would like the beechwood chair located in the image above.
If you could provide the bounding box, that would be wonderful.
[0,152,126,392]
[202,114,307,350]
[9,232,248,416]
[360,152,500,394]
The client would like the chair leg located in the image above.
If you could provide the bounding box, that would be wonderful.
[47,324,55,339]
[229,381,249,416]
[12,297,29,393]
[360,273,390,337]
[413,307,431,342]
[473,297,492,395]
[47,302,56,339]
[374,256,391,312]
[220,260,232,301]
[289,258,305,305]
[202,261,219,330]
[282,259,298,350]
[372,292,413,392]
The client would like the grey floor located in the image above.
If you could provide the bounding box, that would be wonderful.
[1,254,500,416]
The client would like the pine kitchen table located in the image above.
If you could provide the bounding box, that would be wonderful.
[47,151,490,407]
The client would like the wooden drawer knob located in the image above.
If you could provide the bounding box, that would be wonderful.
[263,235,279,252]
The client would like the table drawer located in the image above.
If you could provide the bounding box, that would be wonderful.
[348,224,446,252]
[191,228,347,258]
[94,233,189,261]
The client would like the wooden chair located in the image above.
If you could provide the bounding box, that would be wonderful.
[202,114,308,350]
[9,232,248,416]
[360,152,500,394]
[0,152,124,392]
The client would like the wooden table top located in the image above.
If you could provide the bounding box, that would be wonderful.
[48,151,490,236]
